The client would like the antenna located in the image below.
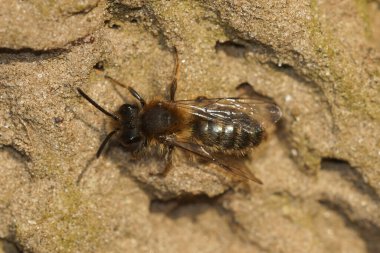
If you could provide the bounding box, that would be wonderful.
[104,75,146,107]
[77,88,120,121]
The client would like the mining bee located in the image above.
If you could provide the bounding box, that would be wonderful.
[77,48,282,184]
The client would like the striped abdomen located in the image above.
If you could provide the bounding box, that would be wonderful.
[193,117,264,150]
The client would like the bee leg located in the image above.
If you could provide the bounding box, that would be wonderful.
[127,87,146,107]
[104,75,129,101]
[235,82,255,97]
[130,149,142,160]
[236,82,273,102]
[105,75,127,88]
[195,96,207,102]
[105,75,146,107]
[168,47,179,101]
[76,156,97,185]
[103,75,128,101]
[158,145,174,177]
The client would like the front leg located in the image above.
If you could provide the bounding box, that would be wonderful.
[168,47,180,101]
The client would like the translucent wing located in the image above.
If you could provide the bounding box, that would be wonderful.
[160,135,263,184]
[175,97,282,135]
[165,96,281,183]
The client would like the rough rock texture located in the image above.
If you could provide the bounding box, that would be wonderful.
[0,0,379,252]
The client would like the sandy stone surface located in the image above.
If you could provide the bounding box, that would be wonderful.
[0,1,379,252]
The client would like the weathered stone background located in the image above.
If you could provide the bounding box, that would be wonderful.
[0,0,379,252]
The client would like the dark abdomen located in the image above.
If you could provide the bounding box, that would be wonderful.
[193,118,264,150]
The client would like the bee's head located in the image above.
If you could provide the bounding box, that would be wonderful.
[116,103,144,151]
[117,103,139,126]
[77,88,146,157]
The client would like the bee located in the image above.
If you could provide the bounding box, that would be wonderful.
[77,49,281,184]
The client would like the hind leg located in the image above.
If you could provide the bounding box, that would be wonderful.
[158,145,174,177]
[235,82,255,97]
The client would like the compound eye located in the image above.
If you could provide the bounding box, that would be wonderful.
[119,104,138,118]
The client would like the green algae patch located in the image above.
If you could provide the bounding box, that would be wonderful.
[354,0,372,39]
[149,0,228,49]
[307,0,378,117]
[14,184,105,253]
